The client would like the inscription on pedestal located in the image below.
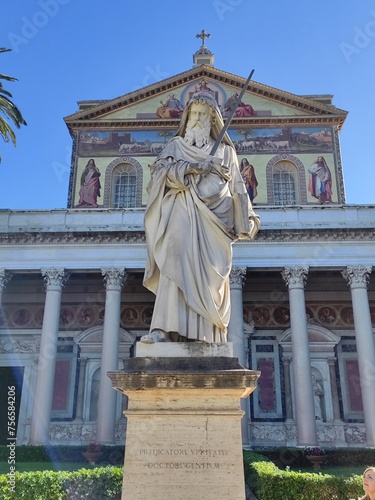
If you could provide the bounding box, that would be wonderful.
[108,353,260,500]
[140,447,229,472]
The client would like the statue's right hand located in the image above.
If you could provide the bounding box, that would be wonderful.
[187,158,212,175]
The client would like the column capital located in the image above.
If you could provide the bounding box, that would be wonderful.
[78,357,88,367]
[41,268,69,291]
[101,268,127,291]
[282,358,291,367]
[281,266,309,289]
[0,269,12,293]
[341,266,372,289]
[327,357,337,366]
[229,267,247,289]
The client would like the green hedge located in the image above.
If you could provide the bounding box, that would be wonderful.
[0,466,122,500]
[0,448,367,499]
[243,451,363,500]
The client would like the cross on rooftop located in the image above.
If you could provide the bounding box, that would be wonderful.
[196,29,211,48]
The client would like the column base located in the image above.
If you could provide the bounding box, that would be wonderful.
[108,345,260,500]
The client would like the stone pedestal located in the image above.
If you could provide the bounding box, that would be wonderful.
[108,344,260,500]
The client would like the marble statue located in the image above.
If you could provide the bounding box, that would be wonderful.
[312,374,324,421]
[141,91,260,343]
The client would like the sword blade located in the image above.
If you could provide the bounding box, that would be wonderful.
[210,69,255,157]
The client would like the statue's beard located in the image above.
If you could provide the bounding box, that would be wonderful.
[184,117,211,148]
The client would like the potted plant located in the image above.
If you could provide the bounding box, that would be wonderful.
[302,446,327,470]
[82,443,102,465]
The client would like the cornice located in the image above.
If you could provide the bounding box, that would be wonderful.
[64,65,347,129]
[66,114,345,131]
[253,228,375,242]
[0,228,374,246]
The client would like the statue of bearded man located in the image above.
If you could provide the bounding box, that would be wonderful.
[141,92,260,344]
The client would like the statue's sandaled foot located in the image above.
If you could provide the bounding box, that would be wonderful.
[140,330,170,344]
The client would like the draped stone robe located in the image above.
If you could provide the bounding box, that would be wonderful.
[143,136,259,342]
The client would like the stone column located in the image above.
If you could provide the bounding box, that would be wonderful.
[228,266,250,448]
[342,265,375,447]
[96,268,126,444]
[283,358,293,421]
[29,268,69,445]
[327,358,341,422]
[75,358,88,421]
[228,267,247,366]
[0,269,12,304]
[282,267,317,446]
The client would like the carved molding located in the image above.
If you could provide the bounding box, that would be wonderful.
[250,228,375,243]
[0,231,146,246]
[341,266,372,290]
[327,358,337,366]
[1,228,375,246]
[0,339,36,353]
[229,266,247,289]
[41,268,69,291]
[250,422,363,446]
[344,424,366,444]
[101,268,127,291]
[281,266,308,289]
[0,270,12,294]
[48,421,127,443]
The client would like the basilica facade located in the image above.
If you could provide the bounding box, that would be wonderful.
[1,41,374,450]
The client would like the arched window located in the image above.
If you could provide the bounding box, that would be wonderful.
[104,157,143,208]
[273,161,298,205]
[112,164,137,208]
[266,154,307,205]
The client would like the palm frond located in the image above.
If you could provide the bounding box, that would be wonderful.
[0,47,27,161]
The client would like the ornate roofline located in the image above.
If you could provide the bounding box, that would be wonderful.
[64,66,347,129]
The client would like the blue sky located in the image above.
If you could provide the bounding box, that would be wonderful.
[1,0,375,209]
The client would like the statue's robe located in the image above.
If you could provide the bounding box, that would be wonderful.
[143,136,259,342]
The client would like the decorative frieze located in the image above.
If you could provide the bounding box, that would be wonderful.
[1,228,375,246]
[48,422,127,443]
[0,231,146,246]
[0,339,36,353]
[251,423,288,442]
[344,424,366,444]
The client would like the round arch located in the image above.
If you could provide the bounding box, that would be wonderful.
[103,156,143,208]
[266,154,307,205]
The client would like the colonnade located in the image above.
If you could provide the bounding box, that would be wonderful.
[228,265,375,447]
[0,265,374,447]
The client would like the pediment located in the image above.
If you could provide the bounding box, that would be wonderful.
[64,66,347,130]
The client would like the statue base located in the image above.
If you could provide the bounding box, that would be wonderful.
[108,343,260,500]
